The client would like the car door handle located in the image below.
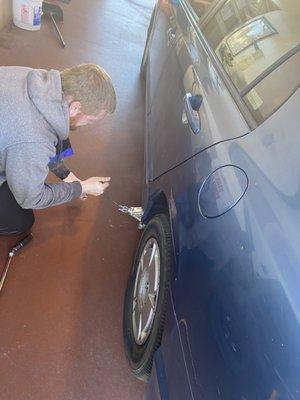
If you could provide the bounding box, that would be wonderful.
[167,27,176,47]
[183,93,203,135]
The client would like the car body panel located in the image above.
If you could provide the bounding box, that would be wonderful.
[144,289,194,400]
[147,91,300,399]
[144,360,162,400]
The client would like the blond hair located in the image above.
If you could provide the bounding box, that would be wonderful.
[60,64,116,115]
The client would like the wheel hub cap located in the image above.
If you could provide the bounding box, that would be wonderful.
[132,238,160,345]
[138,269,150,309]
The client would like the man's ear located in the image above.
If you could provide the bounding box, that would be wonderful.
[69,101,82,117]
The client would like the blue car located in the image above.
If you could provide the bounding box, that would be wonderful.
[123,1,300,399]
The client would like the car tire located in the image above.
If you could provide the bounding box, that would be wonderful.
[123,214,172,381]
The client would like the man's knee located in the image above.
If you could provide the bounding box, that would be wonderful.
[0,210,35,235]
[0,182,35,235]
[17,210,35,234]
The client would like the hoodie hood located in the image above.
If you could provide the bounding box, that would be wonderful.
[27,69,70,140]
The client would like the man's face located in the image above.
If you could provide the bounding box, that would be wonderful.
[69,101,108,131]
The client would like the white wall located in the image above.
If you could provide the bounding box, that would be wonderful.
[0,0,12,30]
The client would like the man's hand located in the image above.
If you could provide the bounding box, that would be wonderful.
[80,177,111,197]
[63,173,111,198]
[63,172,88,200]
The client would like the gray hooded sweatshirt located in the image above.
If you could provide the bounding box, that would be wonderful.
[0,66,82,209]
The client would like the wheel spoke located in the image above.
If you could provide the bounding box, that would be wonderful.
[140,256,144,271]
[138,313,143,342]
[148,243,157,268]
[148,293,156,310]
[132,296,137,313]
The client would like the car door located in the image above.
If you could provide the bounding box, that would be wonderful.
[145,0,251,181]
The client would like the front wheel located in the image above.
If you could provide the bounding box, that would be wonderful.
[123,214,172,381]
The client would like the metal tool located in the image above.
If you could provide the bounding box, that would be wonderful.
[113,201,145,229]
[0,233,33,293]
[42,3,66,48]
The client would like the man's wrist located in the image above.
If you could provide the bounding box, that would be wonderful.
[70,181,83,199]
[80,180,86,194]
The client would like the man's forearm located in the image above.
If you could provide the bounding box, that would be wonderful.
[20,181,82,209]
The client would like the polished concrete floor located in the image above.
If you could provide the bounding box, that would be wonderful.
[0,1,154,399]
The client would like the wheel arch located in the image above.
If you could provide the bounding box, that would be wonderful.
[142,190,170,225]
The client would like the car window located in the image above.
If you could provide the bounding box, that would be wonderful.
[243,52,299,124]
[192,0,300,124]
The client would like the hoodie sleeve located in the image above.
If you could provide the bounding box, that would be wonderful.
[48,158,71,180]
[5,143,82,209]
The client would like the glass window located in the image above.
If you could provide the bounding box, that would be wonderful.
[200,0,300,123]
[189,0,215,17]
[243,52,299,124]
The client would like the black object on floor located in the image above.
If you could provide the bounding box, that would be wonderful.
[0,233,33,293]
[42,3,66,48]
